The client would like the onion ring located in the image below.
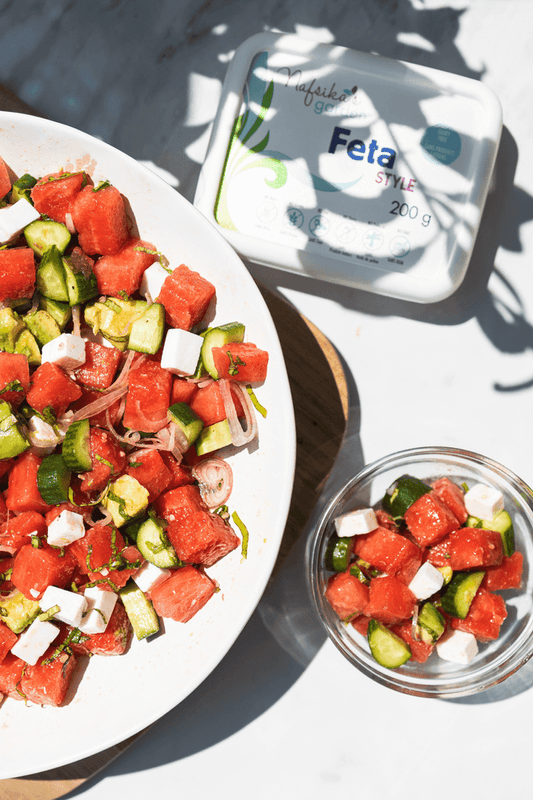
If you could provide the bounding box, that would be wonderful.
[192,457,233,508]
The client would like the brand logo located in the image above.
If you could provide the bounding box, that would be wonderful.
[328,126,396,168]
[276,67,364,116]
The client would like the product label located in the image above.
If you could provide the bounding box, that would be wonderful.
[215,49,484,281]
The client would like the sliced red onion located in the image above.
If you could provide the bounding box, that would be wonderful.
[71,304,81,337]
[219,379,258,447]
[192,457,234,508]
[65,212,76,234]
[67,384,129,424]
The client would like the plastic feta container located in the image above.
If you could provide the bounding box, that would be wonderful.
[195,33,502,303]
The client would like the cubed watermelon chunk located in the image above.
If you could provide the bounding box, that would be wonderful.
[157,264,215,330]
[482,551,524,591]
[73,341,122,389]
[0,248,36,301]
[93,237,157,296]
[0,621,18,666]
[451,587,507,641]
[68,602,133,656]
[447,527,503,570]
[71,184,129,255]
[325,571,369,619]
[0,510,47,552]
[0,156,11,199]
[6,451,51,514]
[31,171,89,223]
[211,342,269,384]
[26,361,82,419]
[190,381,244,427]
[149,564,216,622]
[353,526,422,584]
[122,358,172,432]
[404,491,460,547]
[365,575,416,626]
[431,477,468,524]
[391,619,434,663]
[11,543,76,601]
[20,641,77,706]
[0,353,30,408]
[126,448,172,503]
[79,427,127,494]
[0,652,26,699]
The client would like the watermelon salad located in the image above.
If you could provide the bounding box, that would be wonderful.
[324,473,523,670]
[0,157,269,707]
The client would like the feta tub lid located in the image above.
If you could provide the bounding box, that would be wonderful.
[194,33,502,303]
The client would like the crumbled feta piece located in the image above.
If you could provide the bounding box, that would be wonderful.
[40,585,88,627]
[133,560,170,593]
[464,482,504,520]
[436,630,479,664]
[0,198,41,244]
[334,508,378,537]
[11,618,60,665]
[78,587,118,634]
[161,328,203,376]
[408,561,444,600]
[29,588,40,599]
[41,333,86,370]
[27,414,61,456]
[47,509,86,547]
[139,262,169,302]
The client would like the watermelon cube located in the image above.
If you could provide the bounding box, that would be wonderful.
[211,342,269,384]
[68,523,126,578]
[31,171,89,223]
[447,527,503,570]
[149,564,216,622]
[451,587,507,641]
[190,381,244,427]
[93,237,157,296]
[0,621,18,665]
[0,353,30,408]
[71,184,129,255]
[68,602,133,656]
[26,361,83,419]
[79,427,127,494]
[126,448,172,503]
[365,575,416,626]
[122,358,172,433]
[431,477,468,524]
[0,156,11,199]
[0,652,26,699]
[482,551,524,591]
[73,341,122,389]
[6,451,51,514]
[325,571,369,619]
[391,619,434,663]
[157,264,216,330]
[0,510,47,552]
[353,526,422,583]
[20,641,77,706]
[404,491,460,547]
[0,248,35,301]
[11,543,76,601]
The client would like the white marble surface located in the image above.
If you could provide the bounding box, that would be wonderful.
[3,1,533,797]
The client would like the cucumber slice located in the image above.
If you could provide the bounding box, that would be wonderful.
[14,328,41,366]
[0,400,30,459]
[200,321,245,379]
[468,510,515,557]
[382,474,432,519]
[128,302,165,354]
[62,419,92,472]
[440,570,485,619]
[167,402,203,447]
[417,601,445,643]
[62,252,98,306]
[11,173,37,204]
[37,453,72,504]
[24,219,71,257]
[136,517,179,568]
[195,418,232,456]
[367,619,411,668]
[24,310,61,346]
[325,535,352,572]
[38,296,72,330]
[120,581,160,640]
[36,245,69,302]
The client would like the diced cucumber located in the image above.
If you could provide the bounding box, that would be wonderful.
[102,474,149,528]
[128,302,165,354]
[10,173,37,204]
[120,581,160,640]
[38,296,72,330]
[167,402,203,447]
[367,619,411,668]
[382,474,432,519]
[417,601,445,643]
[37,453,72,505]
[24,309,61,346]
[0,307,26,353]
[0,590,40,634]
[325,535,352,572]
[62,419,92,472]
[0,400,29,459]
[136,517,179,569]
[14,329,41,366]
[200,321,245,379]
[62,252,98,306]
[24,219,71,257]
[36,245,69,302]
[195,419,232,456]
[440,570,485,619]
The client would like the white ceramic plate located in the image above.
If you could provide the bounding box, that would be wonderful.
[0,111,296,779]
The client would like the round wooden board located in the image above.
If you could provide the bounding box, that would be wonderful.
[0,84,348,797]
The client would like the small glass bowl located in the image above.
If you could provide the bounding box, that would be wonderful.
[307,446,533,698]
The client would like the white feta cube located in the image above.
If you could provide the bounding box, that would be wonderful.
[161,328,203,376]
[0,198,41,244]
[41,333,86,370]
[132,560,170,593]
[139,262,169,302]
[334,508,378,537]
[436,630,479,664]
[408,561,444,600]
[47,509,86,547]
[27,415,61,456]
[464,483,504,520]
[78,587,118,634]
[11,618,60,666]
[40,585,88,627]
